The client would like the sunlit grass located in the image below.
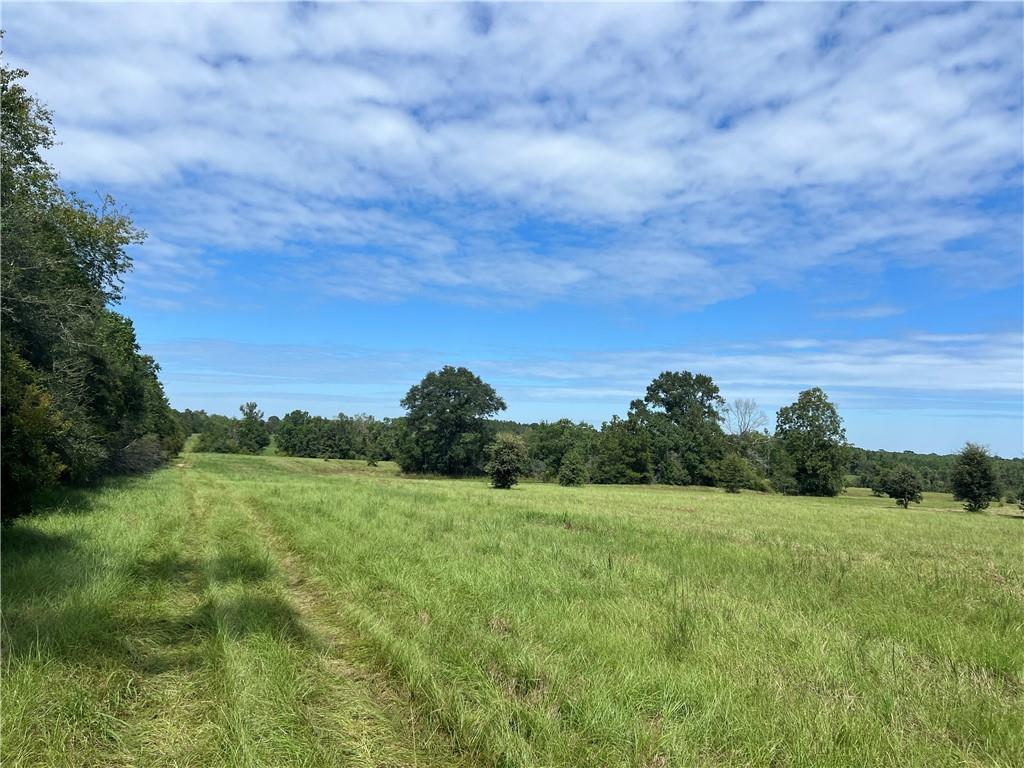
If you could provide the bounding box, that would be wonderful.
[3,452,1021,767]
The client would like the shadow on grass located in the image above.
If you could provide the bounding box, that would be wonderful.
[3,544,309,679]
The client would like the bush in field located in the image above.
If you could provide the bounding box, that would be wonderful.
[237,402,270,454]
[881,465,923,508]
[558,448,589,486]
[774,388,847,497]
[717,453,753,493]
[486,432,529,489]
[950,443,999,512]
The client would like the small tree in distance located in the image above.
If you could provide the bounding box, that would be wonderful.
[237,402,270,454]
[950,442,999,512]
[882,465,923,509]
[558,448,589,487]
[717,453,751,493]
[486,433,529,489]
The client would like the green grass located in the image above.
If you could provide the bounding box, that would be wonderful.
[3,453,1022,767]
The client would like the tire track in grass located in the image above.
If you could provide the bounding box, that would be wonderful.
[194,467,474,768]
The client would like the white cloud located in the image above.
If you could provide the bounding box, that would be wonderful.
[4,2,1021,307]
[143,328,1023,452]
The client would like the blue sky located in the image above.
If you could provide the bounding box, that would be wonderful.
[6,2,1023,456]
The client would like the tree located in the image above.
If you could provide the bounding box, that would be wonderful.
[882,465,923,509]
[717,453,752,493]
[774,388,847,496]
[525,419,597,480]
[398,366,506,476]
[592,414,653,484]
[950,443,999,512]
[195,417,239,453]
[1,62,181,517]
[486,432,529,489]
[557,447,589,487]
[725,398,768,437]
[638,371,726,486]
[237,402,270,454]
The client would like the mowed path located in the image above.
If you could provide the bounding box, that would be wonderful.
[3,453,1022,767]
[2,457,468,768]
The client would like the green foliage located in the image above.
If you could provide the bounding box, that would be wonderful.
[717,453,754,493]
[592,414,653,484]
[194,417,240,453]
[557,447,589,486]
[849,447,1023,495]
[639,371,726,486]
[237,402,270,454]
[524,419,596,479]
[398,366,506,476]
[881,465,924,508]
[0,63,181,516]
[485,432,529,489]
[950,443,999,512]
[272,410,389,459]
[0,341,66,521]
[774,387,847,497]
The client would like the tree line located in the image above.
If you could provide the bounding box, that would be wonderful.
[1,62,184,521]
[183,365,1018,512]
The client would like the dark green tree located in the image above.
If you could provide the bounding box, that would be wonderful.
[194,417,239,453]
[950,443,999,512]
[774,388,847,496]
[525,419,597,479]
[237,402,270,454]
[592,414,653,484]
[639,371,726,486]
[882,465,924,508]
[557,447,589,487]
[1,61,181,517]
[486,432,529,489]
[397,366,506,476]
[717,453,753,493]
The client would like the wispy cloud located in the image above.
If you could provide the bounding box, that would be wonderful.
[148,330,1023,417]
[6,2,1021,308]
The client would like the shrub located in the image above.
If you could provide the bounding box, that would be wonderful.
[717,453,753,493]
[558,448,589,487]
[881,465,923,509]
[950,443,999,512]
[485,432,529,489]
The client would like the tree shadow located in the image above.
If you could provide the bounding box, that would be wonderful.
[3,546,309,678]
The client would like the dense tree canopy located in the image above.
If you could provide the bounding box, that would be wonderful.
[881,465,924,509]
[397,366,506,476]
[1,63,182,519]
[773,388,847,497]
[950,443,999,512]
[636,371,726,485]
[486,432,529,489]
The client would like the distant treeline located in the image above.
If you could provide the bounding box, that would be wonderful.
[1,64,184,521]
[179,364,1020,506]
[848,448,1023,496]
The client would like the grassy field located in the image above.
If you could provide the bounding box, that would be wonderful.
[2,453,1021,767]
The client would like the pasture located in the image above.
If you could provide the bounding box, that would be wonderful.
[2,453,1021,767]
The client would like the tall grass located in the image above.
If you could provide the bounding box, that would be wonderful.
[3,453,1022,766]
